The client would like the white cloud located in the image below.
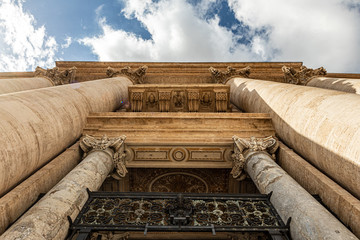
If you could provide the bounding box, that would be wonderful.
[227,0,360,73]
[80,0,260,62]
[80,0,360,73]
[0,0,58,72]
[61,36,72,49]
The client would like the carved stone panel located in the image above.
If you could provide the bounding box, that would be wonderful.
[128,84,230,112]
[125,144,233,169]
[129,168,230,193]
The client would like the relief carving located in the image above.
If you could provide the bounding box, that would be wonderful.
[215,91,228,112]
[172,91,185,109]
[129,168,230,193]
[209,66,251,84]
[200,92,212,107]
[80,135,128,177]
[106,65,148,84]
[34,66,77,85]
[282,65,327,85]
[130,91,144,112]
[231,136,278,180]
[146,92,158,107]
[158,91,171,112]
[187,90,200,112]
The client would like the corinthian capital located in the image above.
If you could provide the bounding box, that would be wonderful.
[231,136,278,180]
[282,65,326,85]
[34,66,77,85]
[209,66,251,84]
[106,65,148,84]
[80,135,128,177]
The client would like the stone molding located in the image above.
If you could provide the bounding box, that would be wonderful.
[80,135,128,177]
[106,66,148,84]
[231,136,278,180]
[34,66,77,85]
[209,66,251,84]
[282,65,327,85]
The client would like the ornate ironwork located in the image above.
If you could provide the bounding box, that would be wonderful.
[70,192,290,239]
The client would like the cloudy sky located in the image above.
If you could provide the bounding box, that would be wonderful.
[0,0,359,73]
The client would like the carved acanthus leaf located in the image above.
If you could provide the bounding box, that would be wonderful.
[106,66,148,84]
[282,65,327,85]
[34,66,77,85]
[80,135,128,177]
[231,136,279,180]
[209,66,251,84]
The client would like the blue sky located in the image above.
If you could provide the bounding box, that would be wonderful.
[0,0,360,73]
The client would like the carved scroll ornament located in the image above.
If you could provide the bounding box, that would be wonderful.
[209,66,251,84]
[34,66,77,85]
[80,135,128,177]
[106,65,148,84]
[282,65,327,85]
[231,136,279,180]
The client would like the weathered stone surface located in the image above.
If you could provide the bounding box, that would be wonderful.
[307,76,360,95]
[246,152,357,240]
[277,142,360,238]
[0,77,53,94]
[1,149,114,240]
[0,142,81,235]
[0,77,132,197]
[228,77,360,199]
[56,61,303,83]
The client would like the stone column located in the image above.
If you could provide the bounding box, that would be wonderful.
[0,77,54,95]
[233,136,357,240]
[0,142,81,235]
[307,76,360,95]
[0,76,132,197]
[228,77,360,199]
[1,135,126,240]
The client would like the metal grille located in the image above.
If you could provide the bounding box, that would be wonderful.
[70,191,290,239]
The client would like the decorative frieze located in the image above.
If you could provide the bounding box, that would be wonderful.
[209,66,251,84]
[231,136,279,180]
[282,65,327,85]
[80,135,127,177]
[128,84,230,112]
[34,66,77,85]
[106,65,148,84]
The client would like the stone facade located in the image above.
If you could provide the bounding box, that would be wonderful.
[1,62,360,239]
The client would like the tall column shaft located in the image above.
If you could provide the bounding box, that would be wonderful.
[228,77,360,199]
[0,77,132,196]
[245,151,357,240]
[278,142,360,238]
[0,142,81,235]
[1,148,114,240]
[0,77,53,95]
[307,76,360,94]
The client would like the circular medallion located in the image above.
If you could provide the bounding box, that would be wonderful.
[170,147,188,161]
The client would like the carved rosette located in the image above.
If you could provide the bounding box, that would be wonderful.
[209,66,251,84]
[282,65,327,85]
[34,66,77,85]
[231,136,279,180]
[80,135,128,177]
[106,66,148,84]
